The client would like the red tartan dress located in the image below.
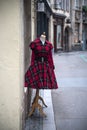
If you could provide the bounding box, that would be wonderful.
[25,38,58,89]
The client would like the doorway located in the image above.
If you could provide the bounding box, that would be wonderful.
[65,27,69,51]
[82,24,87,50]
[54,24,63,52]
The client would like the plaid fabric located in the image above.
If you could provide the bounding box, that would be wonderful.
[30,38,54,69]
[25,61,58,89]
[25,38,58,89]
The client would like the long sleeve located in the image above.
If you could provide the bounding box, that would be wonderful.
[29,41,36,65]
[48,50,55,69]
[30,50,35,65]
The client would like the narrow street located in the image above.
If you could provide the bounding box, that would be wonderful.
[52,51,87,130]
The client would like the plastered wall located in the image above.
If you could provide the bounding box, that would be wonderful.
[0,0,24,130]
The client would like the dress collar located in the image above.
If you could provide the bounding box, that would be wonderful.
[40,40,46,46]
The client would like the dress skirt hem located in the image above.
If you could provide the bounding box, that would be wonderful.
[25,61,58,89]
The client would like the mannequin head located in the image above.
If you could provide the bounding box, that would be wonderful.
[40,32,46,43]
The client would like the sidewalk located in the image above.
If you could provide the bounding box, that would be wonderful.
[25,90,56,130]
[52,51,87,130]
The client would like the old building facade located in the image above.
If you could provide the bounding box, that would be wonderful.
[51,0,87,52]
[71,0,87,51]
[51,0,72,52]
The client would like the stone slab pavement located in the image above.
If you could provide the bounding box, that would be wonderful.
[52,51,87,130]
[25,90,56,130]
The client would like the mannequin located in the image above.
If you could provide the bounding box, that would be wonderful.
[25,32,58,117]
[29,33,47,117]
[40,32,46,45]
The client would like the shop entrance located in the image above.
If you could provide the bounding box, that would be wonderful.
[65,27,69,51]
[54,24,63,52]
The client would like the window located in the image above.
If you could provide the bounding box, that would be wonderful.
[74,23,80,43]
[61,0,64,9]
[54,0,70,11]
[63,0,66,10]
[66,0,70,11]
[75,0,80,9]
[82,0,84,5]
[55,0,62,9]
[84,0,87,5]
[57,25,62,48]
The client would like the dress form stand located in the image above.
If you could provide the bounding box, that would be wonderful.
[29,89,47,117]
[29,33,47,117]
